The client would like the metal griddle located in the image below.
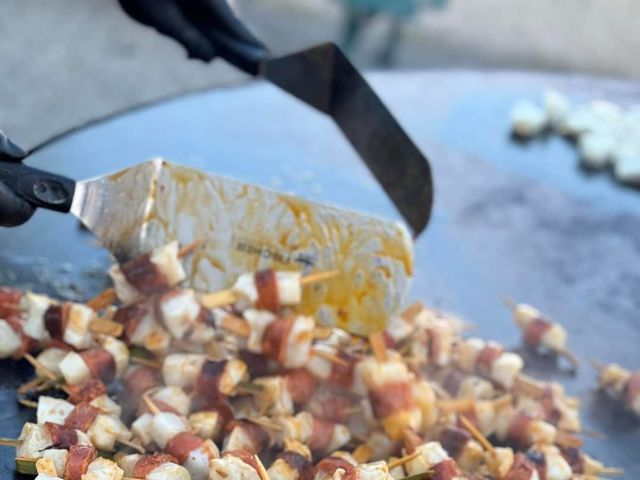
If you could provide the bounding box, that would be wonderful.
[1,70,639,478]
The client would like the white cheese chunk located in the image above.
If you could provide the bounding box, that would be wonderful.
[59,351,91,386]
[36,396,74,426]
[0,319,22,359]
[150,412,190,449]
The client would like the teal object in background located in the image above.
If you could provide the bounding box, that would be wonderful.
[343,0,447,17]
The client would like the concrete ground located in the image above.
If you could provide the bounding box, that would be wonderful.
[1,0,639,148]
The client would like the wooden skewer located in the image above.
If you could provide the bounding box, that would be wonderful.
[401,301,424,321]
[555,430,583,449]
[18,399,38,409]
[142,394,161,415]
[311,348,350,368]
[251,417,283,432]
[387,450,422,469]
[218,313,251,337]
[352,444,373,463]
[130,356,162,369]
[200,289,239,310]
[89,317,124,337]
[118,438,146,454]
[559,348,580,370]
[17,377,45,395]
[254,454,271,480]
[596,466,625,477]
[369,331,388,362]
[87,288,118,311]
[24,353,56,381]
[513,374,546,398]
[502,297,518,311]
[300,269,339,285]
[0,437,21,447]
[436,398,475,413]
[459,415,494,454]
[200,270,339,309]
[236,381,265,394]
[178,239,206,257]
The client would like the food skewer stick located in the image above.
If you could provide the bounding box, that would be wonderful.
[459,415,494,454]
[368,331,388,362]
[503,298,579,369]
[200,269,339,309]
[87,239,205,311]
[23,353,71,395]
[387,450,422,470]
[0,438,21,447]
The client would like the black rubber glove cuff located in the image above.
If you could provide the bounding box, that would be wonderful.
[0,131,35,227]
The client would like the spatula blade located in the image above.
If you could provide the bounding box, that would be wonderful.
[72,159,413,335]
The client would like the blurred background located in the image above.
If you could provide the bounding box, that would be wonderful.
[1,0,639,147]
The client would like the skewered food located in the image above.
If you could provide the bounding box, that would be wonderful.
[0,241,624,480]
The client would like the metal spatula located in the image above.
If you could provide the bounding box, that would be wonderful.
[0,158,412,334]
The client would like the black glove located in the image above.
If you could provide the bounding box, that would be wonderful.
[118,0,267,73]
[0,131,35,227]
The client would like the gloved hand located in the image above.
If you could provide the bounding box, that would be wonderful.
[118,0,267,73]
[0,131,35,227]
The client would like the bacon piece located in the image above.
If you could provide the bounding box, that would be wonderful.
[560,447,584,474]
[64,403,100,432]
[540,387,562,425]
[262,317,294,364]
[64,444,96,480]
[625,371,640,405]
[124,365,161,397]
[309,417,335,452]
[327,351,357,390]
[315,457,358,480]
[285,368,317,405]
[226,421,270,453]
[278,451,314,480]
[504,453,538,480]
[432,458,462,480]
[114,304,149,343]
[67,379,107,405]
[45,422,79,449]
[382,330,396,349]
[133,453,179,478]
[165,431,205,463]
[239,351,271,378]
[195,359,227,400]
[308,390,357,424]
[369,381,414,418]
[255,270,280,312]
[0,287,22,318]
[44,304,67,340]
[442,370,465,397]
[440,426,471,459]
[506,413,534,448]
[80,348,116,384]
[427,327,444,365]
[223,450,262,474]
[476,345,503,375]
[523,319,552,348]
[120,254,169,295]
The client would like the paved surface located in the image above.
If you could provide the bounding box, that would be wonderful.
[1,0,640,148]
